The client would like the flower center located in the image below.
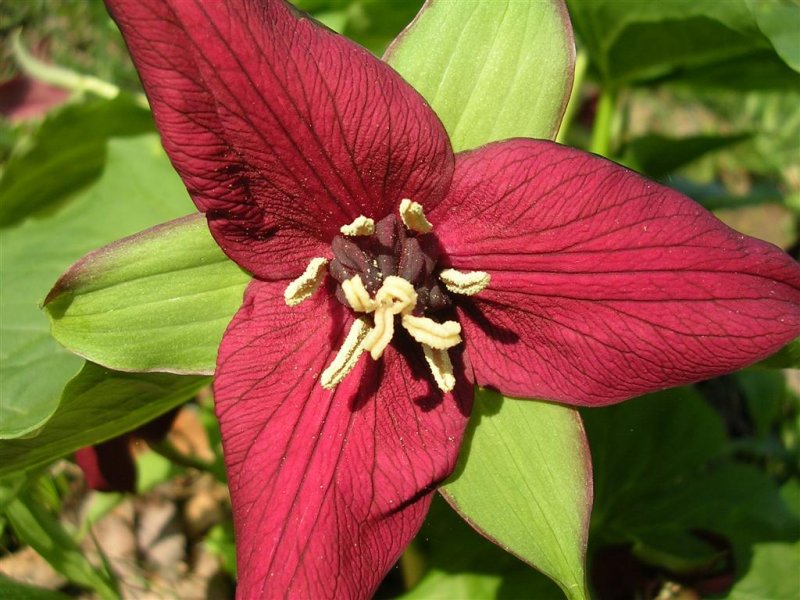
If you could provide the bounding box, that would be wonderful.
[284,200,489,393]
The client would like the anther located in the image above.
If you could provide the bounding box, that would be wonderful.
[399,199,433,233]
[341,275,376,313]
[401,314,461,349]
[340,215,375,236]
[439,268,490,296]
[284,257,328,306]
[320,317,371,389]
[422,345,456,392]
[375,275,417,314]
[363,306,395,360]
[361,276,417,359]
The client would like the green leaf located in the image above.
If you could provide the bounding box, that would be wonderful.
[727,540,800,600]
[292,0,423,54]
[631,530,724,574]
[403,571,562,600]
[206,521,237,577]
[757,337,800,369]
[621,133,751,179]
[727,480,800,599]
[0,134,194,438]
[441,390,591,600]
[400,495,565,600]
[737,370,787,437]
[567,0,776,85]
[45,214,249,374]
[385,0,575,149]
[4,484,117,600]
[667,50,800,92]
[343,0,424,55]
[0,362,207,477]
[0,95,154,227]
[584,388,799,577]
[0,473,28,512]
[0,575,70,600]
[746,0,800,73]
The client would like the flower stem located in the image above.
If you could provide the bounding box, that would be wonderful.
[10,29,148,108]
[149,439,226,481]
[589,86,618,158]
[556,49,588,145]
[399,541,426,590]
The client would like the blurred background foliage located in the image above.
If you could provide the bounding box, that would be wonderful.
[0,0,798,599]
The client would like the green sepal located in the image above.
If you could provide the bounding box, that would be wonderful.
[441,391,592,600]
[45,214,250,374]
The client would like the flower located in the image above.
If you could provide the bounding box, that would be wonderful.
[74,408,179,493]
[106,0,800,596]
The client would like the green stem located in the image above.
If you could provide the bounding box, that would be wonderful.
[589,87,617,158]
[149,440,227,481]
[399,540,426,591]
[556,50,588,145]
[6,485,119,600]
[11,29,148,108]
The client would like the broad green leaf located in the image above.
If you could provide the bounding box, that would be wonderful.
[621,133,751,179]
[4,484,117,600]
[670,178,785,211]
[728,541,800,600]
[441,391,591,600]
[0,134,193,438]
[567,0,776,85]
[757,337,800,369]
[206,521,237,577]
[737,370,788,437]
[727,480,800,600]
[403,570,562,600]
[0,362,207,477]
[746,0,800,73]
[0,575,70,600]
[584,388,799,578]
[400,495,565,600]
[631,530,723,574]
[0,472,28,512]
[46,214,249,374]
[0,94,154,227]
[385,0,575,148]
[292,0,422,54]
[669,49,800,91]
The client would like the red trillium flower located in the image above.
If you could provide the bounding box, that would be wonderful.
[106,0,800,597]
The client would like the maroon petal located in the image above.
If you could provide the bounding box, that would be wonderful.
[215,280,470,597]
[432,140,800,406]
[74,436,137,494]
[105,0,453,280]
[0,75,69,122]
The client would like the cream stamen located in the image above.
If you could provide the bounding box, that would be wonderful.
[340,215,375,236]
[320,317,371,389]
[295,201,465,393]
[401,314,461,349]
[375,276,418,314]
[399,198,433,233]
[362,276,417,359]
[363,306,395,360]
[422,345,456,392]
[439,268,490,296]
[341,275,376,313]
[284,257,328,306]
